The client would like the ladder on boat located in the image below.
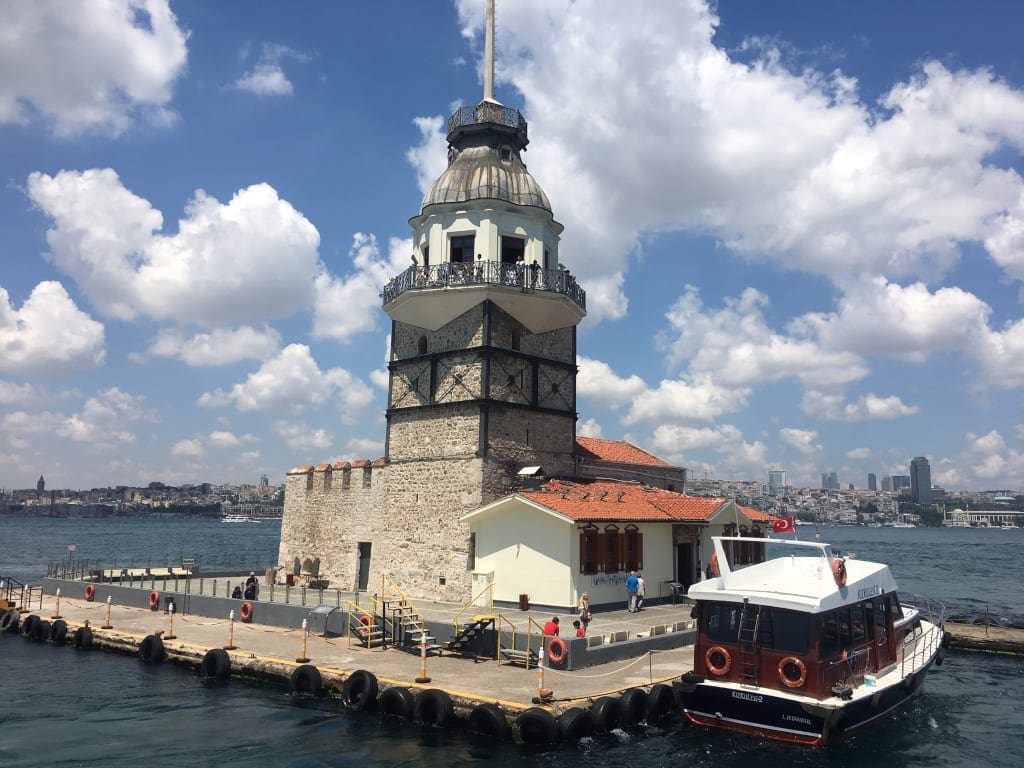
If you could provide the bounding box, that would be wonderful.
[737,601,761,685]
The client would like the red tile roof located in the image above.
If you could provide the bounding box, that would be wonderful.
[518,479,728,523]
[737,504,772,523]
[575,437,671,466]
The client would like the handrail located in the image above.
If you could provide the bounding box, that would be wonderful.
[381,262,586,312]
[345,600,373,648]
[452,581,494,637]
[379,573,428,641]
[496,613,516,667]
[527,615,548,671]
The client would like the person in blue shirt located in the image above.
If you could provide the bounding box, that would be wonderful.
[626,571,639,612]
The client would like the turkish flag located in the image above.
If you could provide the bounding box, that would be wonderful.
[771,515,795,534]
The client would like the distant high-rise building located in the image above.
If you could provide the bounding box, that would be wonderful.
[868,473,877,491]
[36,474,45,495]
[892,475,911,493]
[828,471,839,489]
[768,469,786,497]
[910,456,932,505]
[881,475,892,491]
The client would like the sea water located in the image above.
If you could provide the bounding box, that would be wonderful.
[1,517,1022,767]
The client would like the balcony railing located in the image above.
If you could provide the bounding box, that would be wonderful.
[381,262,586,312]
[447,103,528,141]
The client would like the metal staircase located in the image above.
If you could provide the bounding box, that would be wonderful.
[445,616,496,659]
[1,576,41,614]
[377,574,443,655]
[737,600,761,685]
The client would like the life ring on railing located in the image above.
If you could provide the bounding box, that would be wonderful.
[708,552,721,577]
[778,656,807,688]
[547,637,568,666]
[832,559,847,588]
[239,601,254,622]
[357,614,371,637]
[148,590,160,610]
[84,584,95,602]
[705,645,732,676]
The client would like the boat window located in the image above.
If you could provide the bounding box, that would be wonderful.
[820,612,840,658]
[864,601,876,640]
[873,596,888,633]
[892,592,905,620]
[758,608,810,654]
[706,602,742,644]
[837,607,853,649]
[850,603,867,644]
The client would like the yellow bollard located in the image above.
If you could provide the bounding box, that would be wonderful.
[295,618,310,663]
[224,609,237,650]
[415,631,431,683]
[51,587,62,619]
[537,644,545,699]
[165,601,177,640]
[102,595,113,629]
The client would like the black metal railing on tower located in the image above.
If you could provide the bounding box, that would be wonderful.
[380,262,586,312]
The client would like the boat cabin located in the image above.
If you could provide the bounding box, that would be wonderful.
[688,537,923,700]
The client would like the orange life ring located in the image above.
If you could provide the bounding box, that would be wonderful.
[709,552,721,577]
[778,656,807,688]
[547,637,568,665]
[84,584,95,602]
[240,601,254,622]
[705,645,732,676]
[148,590,160,610]
[832,559,847,587]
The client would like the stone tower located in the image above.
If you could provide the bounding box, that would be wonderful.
[279,1,586,600]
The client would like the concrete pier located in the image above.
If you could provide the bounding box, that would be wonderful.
[945,621,1024,655]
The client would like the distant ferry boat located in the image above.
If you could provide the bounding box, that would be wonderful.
[222,514,261,523]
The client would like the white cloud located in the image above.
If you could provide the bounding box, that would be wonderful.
[577,417,603,438]
[148,325,281,366]
[648,423,767,475]
[0,0,188,136]
[28,169,321,326]
[800,390,919,421]
[344,437,384,458]
[0,382,39,405]
[577,356,647,409]
[779,428,821,454]
[171,438,204,458]
[207,344,374,418]
[0,282,105,376]
[312,234,410,343]
[273,420,334,454]
[58,388,156,448]
[406,116,449,195]
[973,318,1024,389]
[452,1,1024,319]
[624,375,749,425]
[233,43,311,96]
[208,431,241,447]
[845,447,873,460]
[1,410,62,436]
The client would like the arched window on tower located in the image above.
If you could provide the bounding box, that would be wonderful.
[418,336,428,355]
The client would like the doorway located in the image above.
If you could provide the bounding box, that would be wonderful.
[357,542,372,591]
[677,542,695,590]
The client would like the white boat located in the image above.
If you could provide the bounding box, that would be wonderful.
[221,514,260,523]
[674,536,948,745]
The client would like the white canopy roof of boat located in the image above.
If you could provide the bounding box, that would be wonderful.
[687,536,900,613]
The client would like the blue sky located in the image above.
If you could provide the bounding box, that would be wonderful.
[2,0,1023,493]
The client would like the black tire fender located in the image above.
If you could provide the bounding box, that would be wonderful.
[342,670,378,711]
[378,686,415,719]
[0,610,19,633]
[413,688,455,728]
[513,707,560,745]
[139,633,165,663]
[590,696,621,731]
[35,620,51,642]
[618,687,648,725]
[467,702,511,740]
[73,626,93,649]
[50,619,68,644]
[646,683,675,722]
[289,664,323,696]
[199,648,231,680]
[557,706,594,740]
[21,613,41,639]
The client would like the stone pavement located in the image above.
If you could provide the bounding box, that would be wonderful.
[31,591,696,711]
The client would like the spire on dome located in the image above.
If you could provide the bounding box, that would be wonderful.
[483,0,500,105]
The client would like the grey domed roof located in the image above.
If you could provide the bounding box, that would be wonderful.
[421,144,552,212]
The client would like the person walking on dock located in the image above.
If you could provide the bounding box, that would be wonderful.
[626,571,639,612]
[636,573,646,611]
[578,592,592,632]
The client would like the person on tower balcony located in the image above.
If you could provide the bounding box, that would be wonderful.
[475,253,484,281]
[530,259,540,287]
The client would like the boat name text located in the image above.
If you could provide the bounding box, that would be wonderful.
[782,714,813,725]
[857,585,882,599]
[731,691,764,703]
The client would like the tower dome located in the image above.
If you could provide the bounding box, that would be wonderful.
[420,103,551,213]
